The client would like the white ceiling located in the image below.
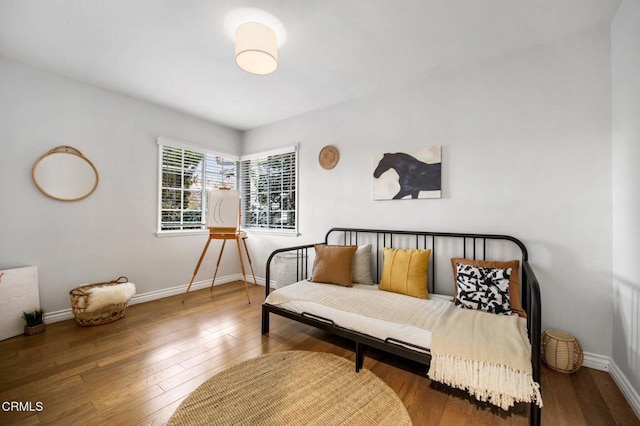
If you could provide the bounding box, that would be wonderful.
[0,0,620,131]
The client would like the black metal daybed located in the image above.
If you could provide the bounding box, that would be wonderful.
[261,227,542,426]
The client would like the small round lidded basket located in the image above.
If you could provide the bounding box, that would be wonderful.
[541,330,583,373]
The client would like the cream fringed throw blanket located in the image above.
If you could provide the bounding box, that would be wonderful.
[428,305,543,410]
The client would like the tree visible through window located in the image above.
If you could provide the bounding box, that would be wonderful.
[158,140,237,232]
[157,138,296,234]
[239,147,297,232]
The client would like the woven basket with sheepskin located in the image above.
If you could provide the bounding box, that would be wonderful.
[69,276,136,326]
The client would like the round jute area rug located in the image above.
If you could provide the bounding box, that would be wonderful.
[168,351,412,426]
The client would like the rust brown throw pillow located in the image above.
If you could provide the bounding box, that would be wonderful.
[450,258,526,318]
[310,244,358,287]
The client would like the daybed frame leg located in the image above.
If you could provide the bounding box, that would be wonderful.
[530,404,540,426]
[355,342,365,372]
[262,308,269,335]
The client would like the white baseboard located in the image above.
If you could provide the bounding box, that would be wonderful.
[44,274,260,324]
[574,353,640,420]
[610,360,640,419]
[583,351,610,372]
[44,309,76,323]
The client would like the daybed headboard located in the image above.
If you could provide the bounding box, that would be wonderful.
[325,228,529,295]
[266,227,538,314]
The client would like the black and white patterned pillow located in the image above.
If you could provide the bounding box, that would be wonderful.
[455,263,512,315]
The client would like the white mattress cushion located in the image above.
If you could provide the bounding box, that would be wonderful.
[265,280,451,351]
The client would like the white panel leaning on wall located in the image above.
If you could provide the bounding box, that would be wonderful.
[0,266,40,340]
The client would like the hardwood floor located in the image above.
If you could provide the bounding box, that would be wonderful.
[0,281,637,425]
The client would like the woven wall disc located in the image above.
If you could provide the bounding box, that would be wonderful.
[319,145,339,170]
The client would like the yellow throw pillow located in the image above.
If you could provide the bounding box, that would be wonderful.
[450,258,526,318]
[379,248,430,299]
[309,244,358,287]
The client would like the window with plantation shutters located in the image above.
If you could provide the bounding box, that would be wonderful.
[157,137,238,233]
[239,146,297,233]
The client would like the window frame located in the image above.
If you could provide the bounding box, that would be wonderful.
[239,145,299,236]
[156,136,239,236]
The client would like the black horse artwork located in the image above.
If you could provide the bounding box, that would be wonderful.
[373,152,441,199]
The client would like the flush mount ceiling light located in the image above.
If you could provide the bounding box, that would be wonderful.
[225,8,285,76]
[235,22,278,75]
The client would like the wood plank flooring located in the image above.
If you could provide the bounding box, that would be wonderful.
[0,281,637,425]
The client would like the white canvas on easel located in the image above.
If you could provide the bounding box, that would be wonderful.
[206,189,240,230]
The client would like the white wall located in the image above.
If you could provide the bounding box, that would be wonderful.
[244,26,614,358]
[612,0,640,395]
[0,9,628,398]
[0,57,242,313]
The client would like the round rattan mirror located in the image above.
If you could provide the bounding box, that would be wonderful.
[32,146,99,201]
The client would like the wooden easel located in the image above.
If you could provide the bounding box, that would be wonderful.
[181,228,256,304]
[181,189,257,304]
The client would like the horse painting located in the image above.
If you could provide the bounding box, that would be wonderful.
[373,151,441,199]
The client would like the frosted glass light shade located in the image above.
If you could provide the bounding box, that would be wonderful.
[235,22,278,75]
